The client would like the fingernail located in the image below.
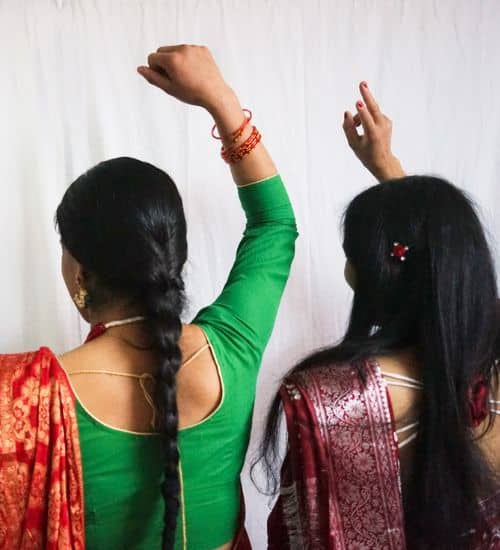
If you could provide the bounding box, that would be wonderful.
[361,81,368,88]
[357,101,364,109]
[344,111,348,119]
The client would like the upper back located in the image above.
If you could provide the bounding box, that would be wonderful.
[60,323,252,549]
[60,323,222,432]
[377,353,500,487]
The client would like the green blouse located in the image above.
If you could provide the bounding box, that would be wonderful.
[76,174,297,549]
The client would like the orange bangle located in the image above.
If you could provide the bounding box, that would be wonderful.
[221,125,262,164]
[211,109,252,144]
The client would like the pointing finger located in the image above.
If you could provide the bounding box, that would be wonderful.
[359,82,383,123]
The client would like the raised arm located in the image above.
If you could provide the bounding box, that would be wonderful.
[138,45,276,185]
[343,81,406,181]
[138,45,297,370]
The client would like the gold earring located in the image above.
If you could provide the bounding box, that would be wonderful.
[73,287,89,309]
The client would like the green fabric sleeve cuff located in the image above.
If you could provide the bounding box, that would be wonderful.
[237,174,294,223]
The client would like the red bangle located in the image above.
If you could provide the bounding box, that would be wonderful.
[221,125,262,164]
[211,109,252,143]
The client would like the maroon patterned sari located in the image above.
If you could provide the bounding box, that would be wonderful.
[267,360,500,549]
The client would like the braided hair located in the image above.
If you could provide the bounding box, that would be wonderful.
[56,157,187,549]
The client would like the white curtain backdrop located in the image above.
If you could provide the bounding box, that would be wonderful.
[1,1,499,547]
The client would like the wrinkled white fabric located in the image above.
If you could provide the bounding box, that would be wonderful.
[1,1,499,546]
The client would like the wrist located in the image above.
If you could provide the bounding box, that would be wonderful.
[372,156,405,182]
[206,86,240,119]
[208,90,250,146]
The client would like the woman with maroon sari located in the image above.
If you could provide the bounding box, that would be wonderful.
[260,84,500,549]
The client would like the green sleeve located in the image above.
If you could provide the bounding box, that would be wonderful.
[193,174,298,371]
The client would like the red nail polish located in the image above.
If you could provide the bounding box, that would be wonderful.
[361,81,368,88]
[357,101,364,109]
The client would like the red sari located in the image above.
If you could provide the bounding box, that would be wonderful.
[268,360,500,549]
[0,347,84,549]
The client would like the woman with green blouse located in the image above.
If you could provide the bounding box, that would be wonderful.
[0,45,295,549]
[56,45,297,549]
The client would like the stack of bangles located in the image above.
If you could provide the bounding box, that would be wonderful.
[211,109,261,164]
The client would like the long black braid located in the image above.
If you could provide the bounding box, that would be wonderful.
[143,276,185,549]
[56,157,188,548]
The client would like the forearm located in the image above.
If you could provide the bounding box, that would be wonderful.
[140,46,277,187]
[372,155,406,182]
[208,89,277,186]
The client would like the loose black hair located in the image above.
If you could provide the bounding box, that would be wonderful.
[57,157,186,549]
[258,176,499,549]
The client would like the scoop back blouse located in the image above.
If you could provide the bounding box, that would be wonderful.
[76,174,297,549]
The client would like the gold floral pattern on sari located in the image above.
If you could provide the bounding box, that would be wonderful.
[0,348,84,549]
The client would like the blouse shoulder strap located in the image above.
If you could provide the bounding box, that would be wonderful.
[181,343,210,368]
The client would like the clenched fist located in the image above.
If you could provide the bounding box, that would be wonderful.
[138,44,234,114]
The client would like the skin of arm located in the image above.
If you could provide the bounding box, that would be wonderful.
[138,45,276,185]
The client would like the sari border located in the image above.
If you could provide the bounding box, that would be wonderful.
[294,361,406,549]
[302,373,348,549]
[363,359,406,548]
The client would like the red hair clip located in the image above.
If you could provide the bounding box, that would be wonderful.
[390,242,409,262]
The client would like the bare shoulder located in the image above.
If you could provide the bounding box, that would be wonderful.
[376,352,422,424]
[177,323,221,428]
[59,342,92,372]
[179,323,208,360]
[58,324,222,429]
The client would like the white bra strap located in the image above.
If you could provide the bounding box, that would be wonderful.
[382,370,423,387]
[386,380,423,390]
[398,431,418,449]
[396,421,419,435]
[489,399,500,415]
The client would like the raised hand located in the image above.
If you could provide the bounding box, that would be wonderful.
[343,82,405,181]
[138,43,276,185]
[138,44,233,114]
